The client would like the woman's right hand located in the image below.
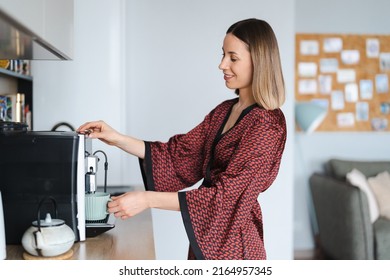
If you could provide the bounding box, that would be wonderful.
[77,121,146,158]
[77,120,122,146]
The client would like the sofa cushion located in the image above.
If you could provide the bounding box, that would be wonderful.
[346,168,380,223]
[327,159,390,180]
[368,171,390,220]
[373,217,390,260]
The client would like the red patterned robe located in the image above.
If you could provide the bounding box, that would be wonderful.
[139,98,287,260]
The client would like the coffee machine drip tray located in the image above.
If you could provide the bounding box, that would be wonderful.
[86,214,115,238]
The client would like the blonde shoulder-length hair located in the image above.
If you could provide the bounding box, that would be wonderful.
[227,18,285,110]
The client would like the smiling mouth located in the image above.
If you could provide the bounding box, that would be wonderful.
[223,73,234,81]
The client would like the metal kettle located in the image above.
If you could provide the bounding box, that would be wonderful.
[21,197,75,257]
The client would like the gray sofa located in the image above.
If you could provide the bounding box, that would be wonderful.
[309,159,390,259]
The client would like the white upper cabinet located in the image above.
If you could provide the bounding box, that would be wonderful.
[0,0,73,60]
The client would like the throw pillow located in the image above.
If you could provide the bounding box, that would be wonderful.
[367,171,390,220]
[346,168,380,223]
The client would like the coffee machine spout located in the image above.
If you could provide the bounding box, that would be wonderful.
[85,168,96,193]
[85,155,98,193]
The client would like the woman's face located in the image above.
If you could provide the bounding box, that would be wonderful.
[219,33,253,93]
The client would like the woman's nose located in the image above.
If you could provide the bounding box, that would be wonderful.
[219,59,227,70]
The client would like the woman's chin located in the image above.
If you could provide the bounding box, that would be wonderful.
[225,83,236,90]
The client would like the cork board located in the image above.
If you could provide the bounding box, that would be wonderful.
[295,33,390,132]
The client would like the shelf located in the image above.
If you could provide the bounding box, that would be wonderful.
[0,67,32,81]
[0,64,33,130]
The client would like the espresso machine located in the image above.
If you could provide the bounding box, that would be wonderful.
[0,129,114,244]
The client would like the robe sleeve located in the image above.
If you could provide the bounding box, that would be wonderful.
[139,111,213,192]
[178,109,287,260]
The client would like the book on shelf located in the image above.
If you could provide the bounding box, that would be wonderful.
[0,93,31,130]
[0,60,31,76]
[0,95,12,121]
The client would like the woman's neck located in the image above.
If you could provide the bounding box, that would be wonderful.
[236,89,255,110]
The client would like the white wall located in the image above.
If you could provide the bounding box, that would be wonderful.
[294,0,390,250]
[32,0,126,188]
[125,0,294,259]
[32,0,295,260]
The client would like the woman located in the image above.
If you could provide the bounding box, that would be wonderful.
[77,18,286,260]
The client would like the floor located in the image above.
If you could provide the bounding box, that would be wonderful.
[294,247,327,260]
[294,235,328,260]
[294,250,319,260]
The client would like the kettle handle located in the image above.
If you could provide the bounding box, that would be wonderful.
[36,196,58,232]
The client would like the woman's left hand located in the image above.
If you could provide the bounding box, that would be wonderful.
[107,191,150,219]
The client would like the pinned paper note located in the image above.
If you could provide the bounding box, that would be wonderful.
[366,39,380,58]
[318,75,332,94]
[379,53,390,71]
[345,83,358,102]
[380,102,390,114]
[376,74,389,93]
[298,62,317,77]
[320,58,338,73]
[298,79,317,94]
[323,37,343,53]
[337,69,356,83]
[331,91,345,110]
[341,50,360,65]
[337,112,355,127]
[356,102,369,121]
[300,40,319,55]
[360,80,373,100]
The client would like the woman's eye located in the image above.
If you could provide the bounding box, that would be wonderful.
[221,53,237,62]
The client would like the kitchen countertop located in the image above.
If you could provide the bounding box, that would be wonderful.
[5,209,156,260]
